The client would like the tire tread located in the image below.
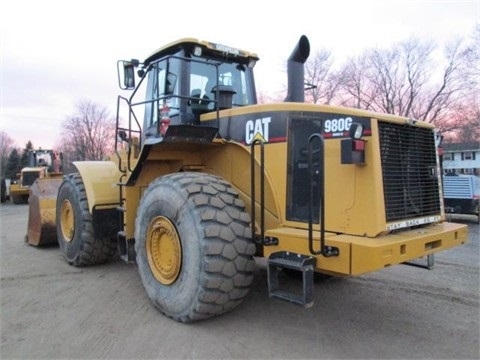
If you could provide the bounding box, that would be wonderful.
[135,172,255,322]
[57,173,116,266]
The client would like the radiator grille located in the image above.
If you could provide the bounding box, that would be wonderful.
[378,122,441,222]
[22,171,40,187]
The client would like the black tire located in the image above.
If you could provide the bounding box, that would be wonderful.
[56,173,117,266]
[0,179,6,203]
[135,172,256,323]
[11,194,28,204]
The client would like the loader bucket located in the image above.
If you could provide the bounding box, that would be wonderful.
[26,177,63,246]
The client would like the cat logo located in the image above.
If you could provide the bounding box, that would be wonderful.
[245,117,271,144]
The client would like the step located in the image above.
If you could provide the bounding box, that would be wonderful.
[117,231,136,264]
[267,251,316,307]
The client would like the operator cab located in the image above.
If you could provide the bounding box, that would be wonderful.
[119,38,259,144]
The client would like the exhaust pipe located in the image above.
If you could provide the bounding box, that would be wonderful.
[284,35,310,103]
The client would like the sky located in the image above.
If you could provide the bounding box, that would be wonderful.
[0,0,478,149]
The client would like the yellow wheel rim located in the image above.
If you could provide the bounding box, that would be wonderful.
[146,216,182,285]
[60,199,75,242]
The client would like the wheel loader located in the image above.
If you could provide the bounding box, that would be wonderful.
[28,35,468,323]
[10,149,63,204]
[14,149,64,246]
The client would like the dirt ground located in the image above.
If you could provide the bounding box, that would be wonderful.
[1,202,478,359]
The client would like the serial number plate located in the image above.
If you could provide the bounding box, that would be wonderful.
[387,216,441,231]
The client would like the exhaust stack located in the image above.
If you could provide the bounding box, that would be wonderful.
[284,35,310,103]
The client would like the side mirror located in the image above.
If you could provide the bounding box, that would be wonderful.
[118,130,128,142]
[117,59,139,90]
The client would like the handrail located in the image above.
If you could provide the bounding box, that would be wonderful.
[115,95,141,174]
[250,139,265,244]
[307,133,339,257]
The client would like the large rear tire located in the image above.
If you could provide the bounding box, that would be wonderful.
[135,172,255,323]
[56,173,117,266]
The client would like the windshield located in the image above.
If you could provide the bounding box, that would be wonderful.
[133,51,256,143]
[190,58,254,107]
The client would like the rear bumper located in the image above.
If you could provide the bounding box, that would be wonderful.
[346,222,468,275]
[264,221,468,276]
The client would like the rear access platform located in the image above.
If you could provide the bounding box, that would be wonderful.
[263,221,468,306]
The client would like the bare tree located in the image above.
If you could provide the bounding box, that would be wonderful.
[462,23,480,88]
[257,91,275,104]
[349,39,436,117]
[449,101,480,142]
[413,38,468,125]
[274,29,477,142]
[448,24,480,142]
[58,100,116,170]
[336,55,376,110]
[304,49,340,104]
[332,35,474,138]
[0,131,15,178]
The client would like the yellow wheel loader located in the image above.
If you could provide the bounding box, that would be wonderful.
[29,35,468,322]
[10,149,63,204]
[15,149,64,246]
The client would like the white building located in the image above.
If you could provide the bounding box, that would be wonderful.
[442,142,480,176]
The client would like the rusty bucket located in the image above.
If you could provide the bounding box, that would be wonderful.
[26,177,63,246]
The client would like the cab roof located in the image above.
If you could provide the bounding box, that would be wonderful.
[144,37,260,66]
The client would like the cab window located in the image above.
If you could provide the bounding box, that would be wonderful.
[143,57,181,135]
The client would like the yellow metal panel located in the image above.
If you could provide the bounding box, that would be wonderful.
[349,221,467,275]
[200,102,435,128]
[74,161,122,213]
[146,38,259,65]
[122,142,210,239]
[124,185,142,239]
[203,142,282,231]
[263,221,467,276]
[9,183,29,196]
[204,106,385,237]
[263,227,351,275]
[337,118,387,236]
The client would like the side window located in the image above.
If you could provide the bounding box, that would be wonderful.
[150,66,171,126]
[143,58,180,132]
[190,73,209,99]
[189,61,217,118]
[188,60,253,111]
[218,64,251,106]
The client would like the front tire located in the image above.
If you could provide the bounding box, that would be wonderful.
[135,172,256,323]
[56,173,116,266]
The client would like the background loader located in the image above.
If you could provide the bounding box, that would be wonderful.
[9,149,62,204]
[13,149,64,246]
[28,35,468,323]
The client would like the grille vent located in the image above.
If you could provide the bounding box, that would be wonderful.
[22,171,40,187]
[378,122,441,222]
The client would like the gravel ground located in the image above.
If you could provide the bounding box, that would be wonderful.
[1,203,478,359]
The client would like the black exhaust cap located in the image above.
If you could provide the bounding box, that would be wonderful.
[284,35,310,103]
